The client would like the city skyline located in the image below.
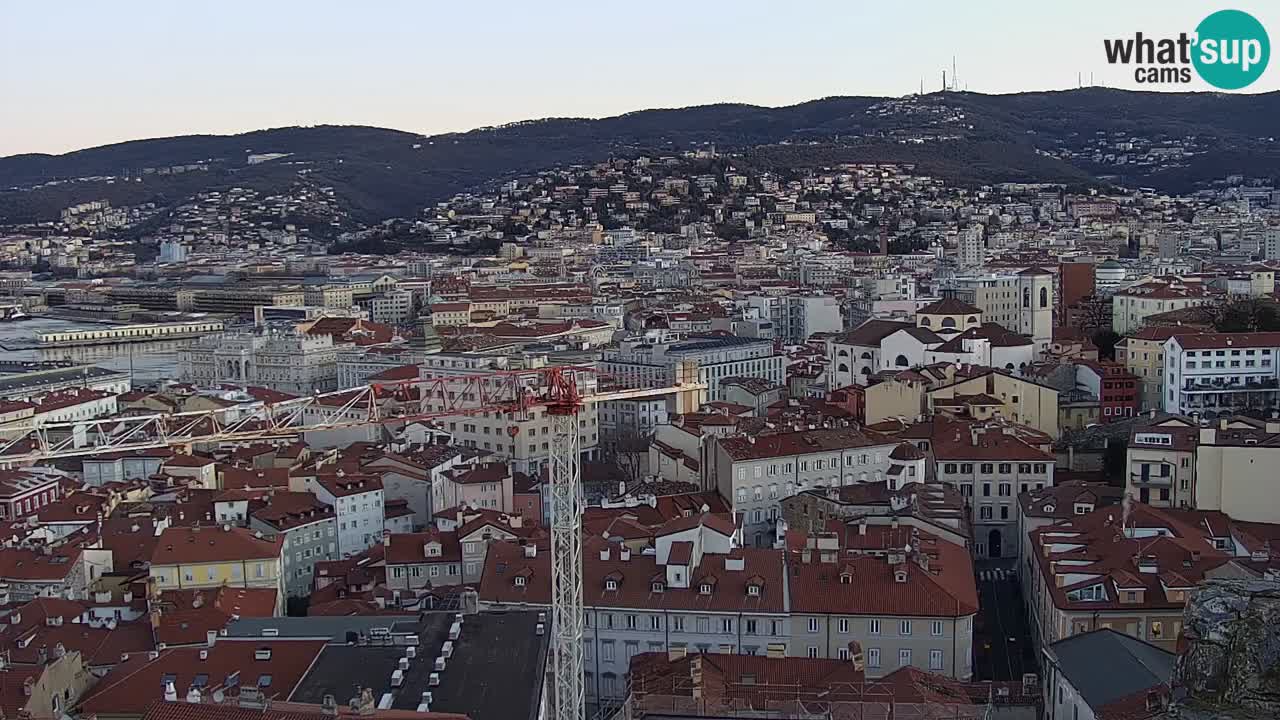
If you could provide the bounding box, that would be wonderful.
[3,0,1277,156]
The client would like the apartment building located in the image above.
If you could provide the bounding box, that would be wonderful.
[480,513,978,706]
[431,462,513,514]
[1193,418,1280,524]
[1116,326,1182,411]
[1025,503,1237,655]
[601,335,784,401]
[481,518,788,704]
[369,288,415,325]
[417,354,601,476]
[930,421,1056,559]
[149,526,284,610]
[787,526,976,680]
[247,492,338,598]
[384,529,463,591]
[1014,481,1124,601]
[298,472,385,557]
[1112,280,1214,336]
[745,294,842,344]
[1125,417,1200,509]
[926,370,1061,439]
[1162,332,1280,417]
[1075,362,1139,422]
[708,427,899,547]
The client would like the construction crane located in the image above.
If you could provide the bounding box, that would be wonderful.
[0,362,706,720]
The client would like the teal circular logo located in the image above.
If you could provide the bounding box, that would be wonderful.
[1192,10,1270,89]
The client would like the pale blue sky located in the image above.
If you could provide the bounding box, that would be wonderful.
[2,0,1276,156]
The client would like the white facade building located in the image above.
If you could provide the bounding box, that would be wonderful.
[1162,332,1280,417]
[180,330,342,393]
[602,335,784,401]
[745,294,842,345]
[301,473,385,557]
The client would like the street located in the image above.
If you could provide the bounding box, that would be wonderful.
[973,561,1037,681]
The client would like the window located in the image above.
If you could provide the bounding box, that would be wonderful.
[626,614,637,630]
[868,648,881,668]
[601,642,615,663]
[931,621,943,636]
[650,615,661,630]
[673,616,685,632]
[746,619,758,634]
[696,617,710,634]
[838,618,849,633]
[869,619,881,635]
[899,648,912,667]
[838,647,850,660]
[808,618,819,633]
[899,620,912,636]
[721,618,733,633]
[1150,621,1163,639]
[929,649,944,670]
[807,646,819,658]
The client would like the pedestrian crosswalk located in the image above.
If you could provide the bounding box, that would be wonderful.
[979,568,1013,582]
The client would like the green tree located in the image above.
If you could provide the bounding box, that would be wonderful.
[1092,330,1122,360]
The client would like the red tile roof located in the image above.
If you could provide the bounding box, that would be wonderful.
[151,527,283,565]
[481,537,786,613]
[81,640,328,715]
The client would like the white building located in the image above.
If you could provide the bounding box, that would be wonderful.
[709,428,899,547]
[745,294,842,345]
[180,330,342,393]
[300,472,385,557]
[370,289,415,326]
[1162,332,1280,417]
[826,320,914,388]
[602,335,784,401]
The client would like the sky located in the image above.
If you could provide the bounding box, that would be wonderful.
[2,0,1277,156]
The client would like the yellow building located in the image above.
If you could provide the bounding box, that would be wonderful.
[149,526,284,612]
[927,370,1060,439]
[1116,326,1183,411]
[427,302,472,326]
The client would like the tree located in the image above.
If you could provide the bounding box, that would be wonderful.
[1092,330,1122,360]
[1209,297,1280,333]
[1102,439,1128,488]
[597,432,650,487]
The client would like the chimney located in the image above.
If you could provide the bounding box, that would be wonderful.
[858,517,867,536]
[207,630,217,647]
[164,681,178,702]
[186,687,202,704]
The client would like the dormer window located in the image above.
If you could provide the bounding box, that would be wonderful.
[699,584,712,595]
[839,572,853,585]
[746,585,760,597]
[605,579,618,591]
[651,582,664,593]
[894,569,908,584]
[514,576,526,587]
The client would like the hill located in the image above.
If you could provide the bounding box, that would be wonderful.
[2,88,1278,226]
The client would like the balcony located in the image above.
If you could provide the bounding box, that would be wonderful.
[1182,378,1279,392]
[1130,472,1173,485]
